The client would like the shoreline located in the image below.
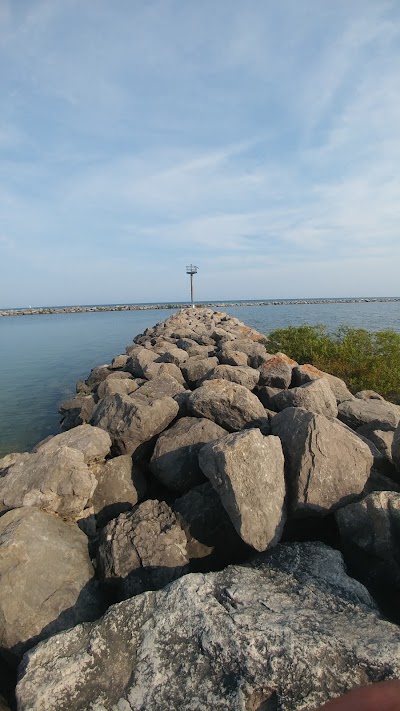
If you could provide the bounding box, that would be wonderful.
[1,296,400,317]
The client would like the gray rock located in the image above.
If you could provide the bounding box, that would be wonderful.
[394,422,400,473]
[0,446,97,519]
[199,429,286,551]
[355,389,385,401]
[243,416,271,435]
[132,373,186,402]
[142,361,186,385]
[358,423,395,463]
[258,353,296,388]
[0,507,102,664]
[338,398,400,430]
[85,365,111,388]
[91,393,179,456]
[220,339,269,368]
[336,491,400,620]
[110,354,129,370]
[271,407,373,515]
[156,347,188,366]
[59,394,95,430]
[255,385,281,410]
[176,339,215,357]
[292,364,353,403]
[188,379,266,432]
[181,356,219,387]
[125,347,158,377]
[150,417,227,493]
[34,424,111,465]
[16,542,400,711]
[201,364,260,391]
[91,455,147,527]
[0,452,30,473]
[97,499,188,598]
[173,482,250,568]
[97,376,141,399]
[271,378,338,417]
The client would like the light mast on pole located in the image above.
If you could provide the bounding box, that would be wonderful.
[186,265,198,308]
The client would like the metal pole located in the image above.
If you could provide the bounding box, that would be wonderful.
[190,273,194,308]
[186,265,198,308]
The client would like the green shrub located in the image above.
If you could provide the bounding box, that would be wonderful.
[266,324,400,402]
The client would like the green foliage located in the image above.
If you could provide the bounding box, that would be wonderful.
[266,324,400,402]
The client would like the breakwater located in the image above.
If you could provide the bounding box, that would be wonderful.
[1,296,400,317]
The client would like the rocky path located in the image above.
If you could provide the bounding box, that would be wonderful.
[1,307,400,710]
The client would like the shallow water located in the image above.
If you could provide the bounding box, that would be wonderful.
[1,300,399,456]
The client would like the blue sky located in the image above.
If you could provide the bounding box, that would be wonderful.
[1,0,399,307]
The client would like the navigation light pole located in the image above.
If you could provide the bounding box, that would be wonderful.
[186,265,198,308]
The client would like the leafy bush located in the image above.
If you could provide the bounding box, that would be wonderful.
[266,324,400,402]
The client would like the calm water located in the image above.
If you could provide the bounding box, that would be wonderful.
[1,301,399,457]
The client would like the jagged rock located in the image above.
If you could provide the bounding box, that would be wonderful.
[271,407,373,515]
[338,398,400,430]
[255,385,281,410]
[355,390,385,401]
[243,416,271,435]
[91,393,179,456]
[150,417,227,493]
[0,507,102,665]
[85,365,111,388]
[220,339,269,367]
[176,339,215,357]
[0,446,97,519]
[156,347,188,366]
[393,423,400,473]
[258,353,297,388]
[336,491,400,621]
[132,373,186,402]
[188,379,266,432]
[125,347,158,377]
[173,482,251,568]
[97,376,140,399]
[110,354,129,369]
[142,361,186,384]
[218,347,248,367]
[16,542,400,711]
[91,455,147,527]
[97,500,188,598]
[358,423,395,463]
[292,364,353,403]
[199,429,285,551]
[34,424,111,465]
[181,356,219,387]
[201,364,260,391]
[271,378,338,418]
[59,394,95,430]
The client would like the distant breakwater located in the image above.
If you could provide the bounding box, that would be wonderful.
[1,297,400,317]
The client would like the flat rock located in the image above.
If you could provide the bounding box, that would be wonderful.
[271,378,338,418]
[97,499,188,599]
[188,379,266,432]
[35,424,111,464]
[91,455,147,527]
[201,364,260,390]
[150,417,227,493]
[91,393,179,456]
[292,364,353,403]
[16,542,400,711]
[199,428,286,551]
[338,398,400,430]
[0,507,102,664]
[0,446,97,519]
[271,407,373,515]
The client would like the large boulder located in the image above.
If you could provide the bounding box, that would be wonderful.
[271,407,373,515]
[338,398,400,430]
[16,542,400,711]
[125,347,158,377]
[59,394,95,430]
[271,378,338,418]
[97,500,188,599]
[142,361,186,385]
[358,422,395,464]
[181,356,219,387]
[91,455,147,527]
[132,373,186,402]
[97,376,141,399]
[201,364,260,391]
[258,353,297,388]
[34,424,111,465]
[0,446,97,519]
[292,364,353,403]
[0,507,102,664]
[393,422,400,473]
[91,393,179,456]
[336,491,400,621]
[150,417,227,493]
[188,379,266,432]
[199,428,286,551]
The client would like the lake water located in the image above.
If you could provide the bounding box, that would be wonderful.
[1,300,400,457]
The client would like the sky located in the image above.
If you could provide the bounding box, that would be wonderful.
[0,0,399,307]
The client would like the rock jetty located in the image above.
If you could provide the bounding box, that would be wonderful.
[1,296,399,317]
[1,307,400,710]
